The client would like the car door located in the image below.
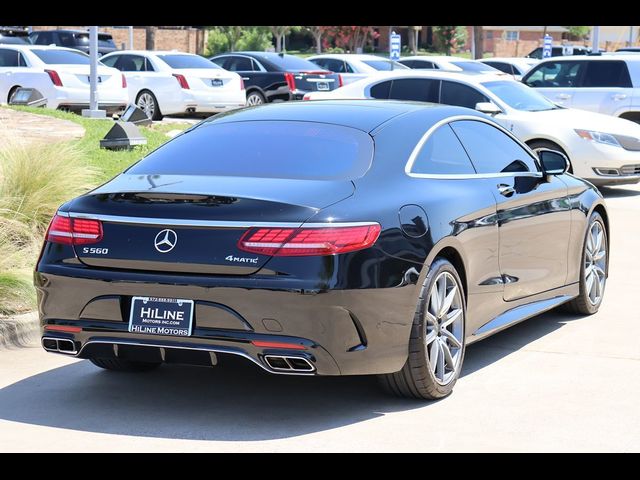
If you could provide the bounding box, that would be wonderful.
[522,60,586,107]
[570,60,632,115]
[0,48,31,102]
[450,119,571,301]
[387,78,440,102]
[440,80,489,109]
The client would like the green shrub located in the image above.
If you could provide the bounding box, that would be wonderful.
[237,27,272,52]
[205,28,230,56]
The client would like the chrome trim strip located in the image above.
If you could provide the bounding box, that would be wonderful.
[64,212,378,229]
[72,339,316,376]
[404,115,543,180]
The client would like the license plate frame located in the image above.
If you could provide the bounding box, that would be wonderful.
[211,78,223,87]
[316,81,329,91]
[129,296,194,337]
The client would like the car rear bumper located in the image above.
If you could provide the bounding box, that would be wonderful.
[35,267,418,376]
[55,102,127,115]
[179,90,246,113]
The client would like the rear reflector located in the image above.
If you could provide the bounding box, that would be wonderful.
[284,72,296,91]
[303,93,312,101]
[173,73,190,89]
[45,69,63,87]
[338,74,344,87]
[252,340,306,350]
[238,224,381,256]
[44,325,82,333]
[46,214,103,245]
[121,73,127,88]
[240,78,245,90]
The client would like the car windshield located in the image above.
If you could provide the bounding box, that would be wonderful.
[0,36,29,45]
[482,80,557,111]
[31,49,90,64]
[127,121,374,180]
[362,59,409,71]
[451,61,499,72]
[156,54,221,69]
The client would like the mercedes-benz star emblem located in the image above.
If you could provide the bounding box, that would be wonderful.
[154,229,177,253]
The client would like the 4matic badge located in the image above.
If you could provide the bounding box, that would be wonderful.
[225,255,259,264]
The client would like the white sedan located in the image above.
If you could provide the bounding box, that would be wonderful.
[0,45,128,114]
[398,55,503,74]
[101,50,246,120]
[480,57,539,80]
[307,54,408,85]
[305,70,640,186]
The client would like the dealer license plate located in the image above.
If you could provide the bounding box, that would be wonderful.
[129,297,194,337]
[211,79,223,87]
[316,82,329,91]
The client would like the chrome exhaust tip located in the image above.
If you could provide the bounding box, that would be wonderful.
[42,337,78,355]
[264,355,315,372]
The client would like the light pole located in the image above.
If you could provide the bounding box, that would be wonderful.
[129,26,134,49]
[82,26,106,118]
[591,26,600,53]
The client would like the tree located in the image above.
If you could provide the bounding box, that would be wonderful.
[222,26,244,52]
[306,26,330,54]
[408,26,422,54]
[329,26,378,53]
[564,26,589,40]
[145,26,157,50]
[433,26,467,55]
[472,26,483,59]
[269,26,302,52]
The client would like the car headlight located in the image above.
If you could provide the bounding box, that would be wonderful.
[575,129,622,148]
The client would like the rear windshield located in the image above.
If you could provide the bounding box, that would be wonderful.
[127,121,374,180]
[362,59,409,71]
[31,49,90,64]
[156,54,221,69]
[451,61,499,72]
[258,54,324,72]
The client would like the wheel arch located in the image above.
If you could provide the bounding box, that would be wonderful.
[246,86,267,102]
[7,85,21,103]
[591,202,610,275]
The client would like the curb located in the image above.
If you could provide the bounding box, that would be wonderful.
[0,312,39,349]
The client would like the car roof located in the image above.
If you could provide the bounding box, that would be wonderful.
[104,50,192,56]
[482,57,537,63]
[350,69,509,83]
[537,54,640,62]
[0,44,86,52]
[400,55,471,62]
[204,100,459,132]
[309,54,392,60]
[32,29,110,35]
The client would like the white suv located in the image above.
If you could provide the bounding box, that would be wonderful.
[522,55,640,123]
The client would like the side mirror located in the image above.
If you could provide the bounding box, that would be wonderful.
[538,148,569,175]
[475,101,502,116]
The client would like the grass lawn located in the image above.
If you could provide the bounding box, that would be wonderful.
[6,106,193,182]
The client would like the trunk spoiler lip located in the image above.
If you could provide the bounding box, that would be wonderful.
[58,211,378,230]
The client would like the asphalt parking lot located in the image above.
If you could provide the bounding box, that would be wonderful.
[0,184,638,452]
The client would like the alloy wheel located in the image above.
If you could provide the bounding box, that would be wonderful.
[584,220,607,306]
[246,93,264,106]
[425,271,464,385]
[137,93,155,119]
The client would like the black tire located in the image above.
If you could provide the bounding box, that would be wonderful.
[246,90,266,106]
[379,258,466,400]
[136,90,163,121]
[563,211,608,315]
[7,86,20,103]
[90,357,161,372]
[527,140,573,173]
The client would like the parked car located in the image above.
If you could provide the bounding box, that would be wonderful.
[0,26,30,45]
[305,70,640,186]
[101,50,246,120]
[0,35,30,45]
[615,47,640,53]
[525,45,591,59]
[521,55,640,124]
[480,57,538,80]
[210,51,342,105]
[399,55,502,73]
[0,45,128,115]
[29,29,117,56]
[307,53,408,84]
[36,100,608,400]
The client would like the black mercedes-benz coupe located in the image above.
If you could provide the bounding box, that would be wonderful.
[35,100,609,399]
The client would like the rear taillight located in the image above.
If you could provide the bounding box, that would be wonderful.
[338,74,344,87]
[240,78,245,90]
[238,224,381,256]
[173,73,190,89]
[121,73,127,88]
[303,93,312,101]
[46,214,103,246]
[45,69,63,87]
[284,72,296,91]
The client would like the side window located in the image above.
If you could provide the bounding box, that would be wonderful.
[450,120,538,174]
[440,81,488,108]
[370,80,392,99]
[226,56,253,71]
[143,57,155,72]
[582,61,632,88]
[321,58,345,73]
[523,61,584,88]
[210,57,228,69]
[18,53,27,67]
[311,58,329,69]
[389,78,440,102]
[410,124,476,175]
[400,60,414,68]
[344,61,355,73]
[251,59,264,71]
[100,55,119,68]
[114,55,145,72]
[485,62,512,75]
[33,32,53,45]
[57,32,75,47]
[0,49,20,67]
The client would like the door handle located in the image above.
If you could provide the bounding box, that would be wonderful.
[612,93,628,100]
[556,94,571,100]
[242,77,250,80]
[497,184,515,197]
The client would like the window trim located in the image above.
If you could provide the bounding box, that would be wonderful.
[405,115,542,179]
